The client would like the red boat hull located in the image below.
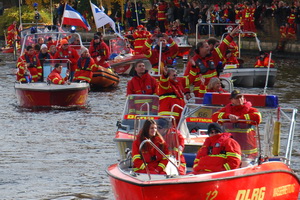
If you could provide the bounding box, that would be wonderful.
[14,82,89,108]
[107,161,300,200]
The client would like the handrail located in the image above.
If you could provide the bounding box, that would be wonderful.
[138,139,180,180]
[195,22,238,44]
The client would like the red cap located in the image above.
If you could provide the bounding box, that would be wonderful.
[137,25,144,29]
[60,39,68,45]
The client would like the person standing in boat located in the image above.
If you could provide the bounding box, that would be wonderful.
[6,21,20,48]
[254,51,275,68]
[17,45,42,83]
[211,90,262,159]
[126,60,158,115]
[47,63,69,85]
[54,39,79,81]
[157,118,186,175]
[73,48,99,83]
[132,119,169,174]
[192,123,241,174]
[157,66,185,123]
[88,34,110,68]
[141,33,179,74]
[127,61,157,95]
[132,25,152,55]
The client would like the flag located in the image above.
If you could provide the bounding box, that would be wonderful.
[62,4,91,31]
[90,2,123,39]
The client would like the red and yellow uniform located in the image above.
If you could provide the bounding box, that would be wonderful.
[183,54,217,97]
[254,55,275,68]
[126,72,157,95]
[17,53,42,82]
[88,39,110,68]
[73,57,98,83]
[54,46,79,73]
[142,37,178,74]
[157,74,185,123]
[132,135,169,174]
[6,22,20,47]
[47,68,68,84]
[132,28,152,55]
[211,34,235,67]
[212,101,262,156]
[193,132,241,174]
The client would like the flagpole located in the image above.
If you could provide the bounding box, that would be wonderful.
[50,0,53,25]
[18,0,22,28]
[134,0,139,27]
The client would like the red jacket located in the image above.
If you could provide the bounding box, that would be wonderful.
[17,53,42,82]
[157,74,185,122]
[183,54,217,97]
[74,56,98,83]
[142,38,178,74]
[126,72,157,95]
[157,2,167,21]
[211,34,234,66]
[132,135,169,174]
[132,30,152,55]
[47,68,68,84]
[212,101,262,125]
[193,132,241,173]
[254,55,275,68]
[54,46,79,72]
[88,40,110,67]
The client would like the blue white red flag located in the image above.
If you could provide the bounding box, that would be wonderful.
[62,4,91,31]
[90,2,123,39]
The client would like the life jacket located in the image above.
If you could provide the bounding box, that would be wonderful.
[77,57,91,70]
[25,54,37,68]
[194,58,216,74]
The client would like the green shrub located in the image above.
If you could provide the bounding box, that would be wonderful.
[0,5,52,37]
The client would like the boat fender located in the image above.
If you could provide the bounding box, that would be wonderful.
[272,108,281,156]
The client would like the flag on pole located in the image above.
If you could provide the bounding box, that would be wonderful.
[62,4,91,31]
[90,1,123,39]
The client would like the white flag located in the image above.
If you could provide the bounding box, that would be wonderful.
[90,1,123,39]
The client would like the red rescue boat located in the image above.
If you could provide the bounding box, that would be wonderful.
[14,82,89,108]
[107,93,300,200]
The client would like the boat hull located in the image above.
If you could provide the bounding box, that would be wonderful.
[222,68,277,88]
[91,66,120,88]
[14,82,89,108]
[107,162,300,200]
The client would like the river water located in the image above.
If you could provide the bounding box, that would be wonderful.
[0,52,299,200]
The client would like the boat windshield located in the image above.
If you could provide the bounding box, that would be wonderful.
[118,95,160,132]
[109,38,132,55]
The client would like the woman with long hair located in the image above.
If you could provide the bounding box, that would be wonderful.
[132,119,169,174]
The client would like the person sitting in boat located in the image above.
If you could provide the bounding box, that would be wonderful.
[6,21,20,48]
[49,45,57,57]
[70,36,81,50]
[73,48,99,83]
[127,60,157,95]
[254,51,275,68]
[132,119,169,174]
[88,34,110,68]
[17,45,42,83]
[46,37,57,49]
[37,37,45,47]
[141,33,179,75]
[47,63,69,85]
[166,25,184,38]
[223,50,240,69]
[54,39,80,81]
[132,25,152,55]
[211,90,262,159]
[192,123,242,174]
[157,66,185,124]
[157,118,186,175]
[38,44,53,65]
[198,77,228,99]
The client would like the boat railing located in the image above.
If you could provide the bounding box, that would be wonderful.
[138,139,180,180]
